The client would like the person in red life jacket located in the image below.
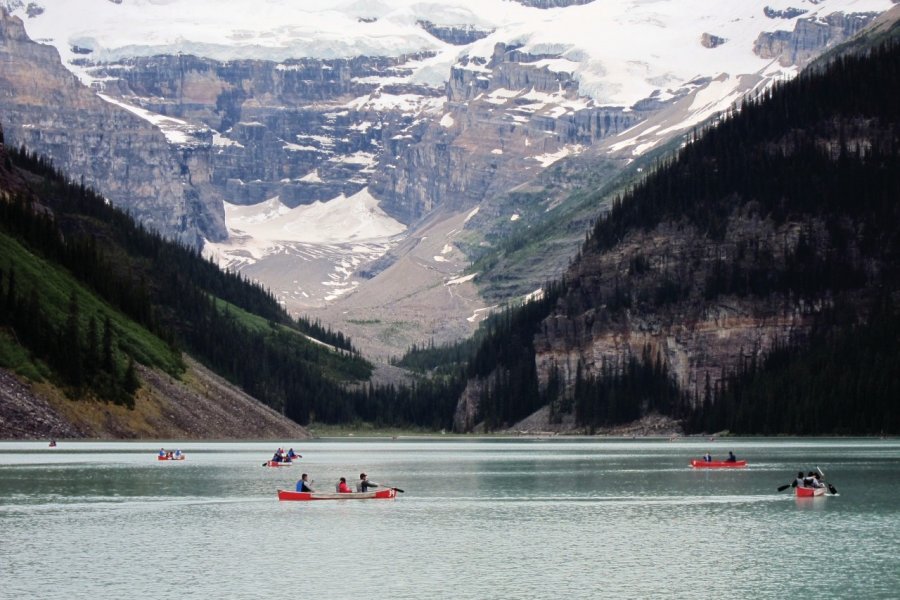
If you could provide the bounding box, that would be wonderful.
[336,477,352,493]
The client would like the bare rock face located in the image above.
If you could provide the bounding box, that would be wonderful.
[89,51,442,214]
[418,20,493,45]
[511,0,596,7]
[763,6,808,20]
[531,216,819,409]
[452,377,487,432]
[701,33,727,49]
[370,43,644,222]
[0,9,225,247]
[754,12,880,66]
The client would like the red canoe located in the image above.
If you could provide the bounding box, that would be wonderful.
[796,486,827,497]
[277,488,397,501]
[157,455,185,461]
[264,460,293,467]
[690,459,747,468]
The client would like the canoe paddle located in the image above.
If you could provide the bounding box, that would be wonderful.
[777,483,791,492]
[817,466,838,495]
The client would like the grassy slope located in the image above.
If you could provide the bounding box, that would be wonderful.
[214,296,370,381]
[0,231,182,378]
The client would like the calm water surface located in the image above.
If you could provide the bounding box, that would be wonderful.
[1,438,898,599]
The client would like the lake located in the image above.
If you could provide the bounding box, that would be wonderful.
[1,438,898,599]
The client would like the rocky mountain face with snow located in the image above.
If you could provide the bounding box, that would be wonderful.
[0,9,224,247]
[0,0,893,358]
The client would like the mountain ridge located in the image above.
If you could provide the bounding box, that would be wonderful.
[1,2,892,362]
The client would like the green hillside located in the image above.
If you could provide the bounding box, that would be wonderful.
[0,135,371,421]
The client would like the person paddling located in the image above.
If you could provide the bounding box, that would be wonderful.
[356,473,380,493]
[296,473,314,492]
[792,471,806,488]
[725,451,737,463]
[336,477,352,493]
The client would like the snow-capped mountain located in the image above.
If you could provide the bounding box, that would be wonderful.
[1,0,893,356]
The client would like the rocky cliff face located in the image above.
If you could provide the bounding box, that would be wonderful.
[754,12,880,66]
[370,43,645,222]
[512,0,596,7]
[0,9,224,246]
[86,51,443,213]
[531,215,822,405]
[418,20,493,45]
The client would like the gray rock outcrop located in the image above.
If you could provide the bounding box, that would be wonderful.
[511,0,596,8]
[754,12,881,66]
[0,8,225,246]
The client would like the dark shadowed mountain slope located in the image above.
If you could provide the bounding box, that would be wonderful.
[446,36,900,434]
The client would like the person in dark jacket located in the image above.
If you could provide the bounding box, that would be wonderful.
[296,473,314,492]
[356,473,379,493]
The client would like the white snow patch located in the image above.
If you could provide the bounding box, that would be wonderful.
[524,288,544,303]
[209,188,405,259]
[447,273,478,286]
[213,132,244,148]
[533,144,583,168]
[467,305,496,323]
[510,213,520,222]
[440,113,455,128]
[300,170,323,183]
[97,93,204,145]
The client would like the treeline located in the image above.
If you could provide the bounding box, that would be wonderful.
[0,268,139,406]
[8,145,356,351]
[684,302,900,435]
[572,347,689,433]
[389,281,568,431]
[591,42,900,252]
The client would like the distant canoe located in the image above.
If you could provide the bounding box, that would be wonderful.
[690,459,747,468]
[796,486,827,497]
[157,455,185,461]
[264,460,293,467]
[277,488,397,501]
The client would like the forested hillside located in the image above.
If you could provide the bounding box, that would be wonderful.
[404,38,900,435]
[0,131,371,425]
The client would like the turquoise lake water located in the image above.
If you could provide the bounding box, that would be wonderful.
[1,438,898,599]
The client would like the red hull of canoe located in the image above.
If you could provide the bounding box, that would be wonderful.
[265,461,293,467]
[795,486,827,497]
[690,459,747,468]
[157,455,185,461]
[277,488,397,501]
